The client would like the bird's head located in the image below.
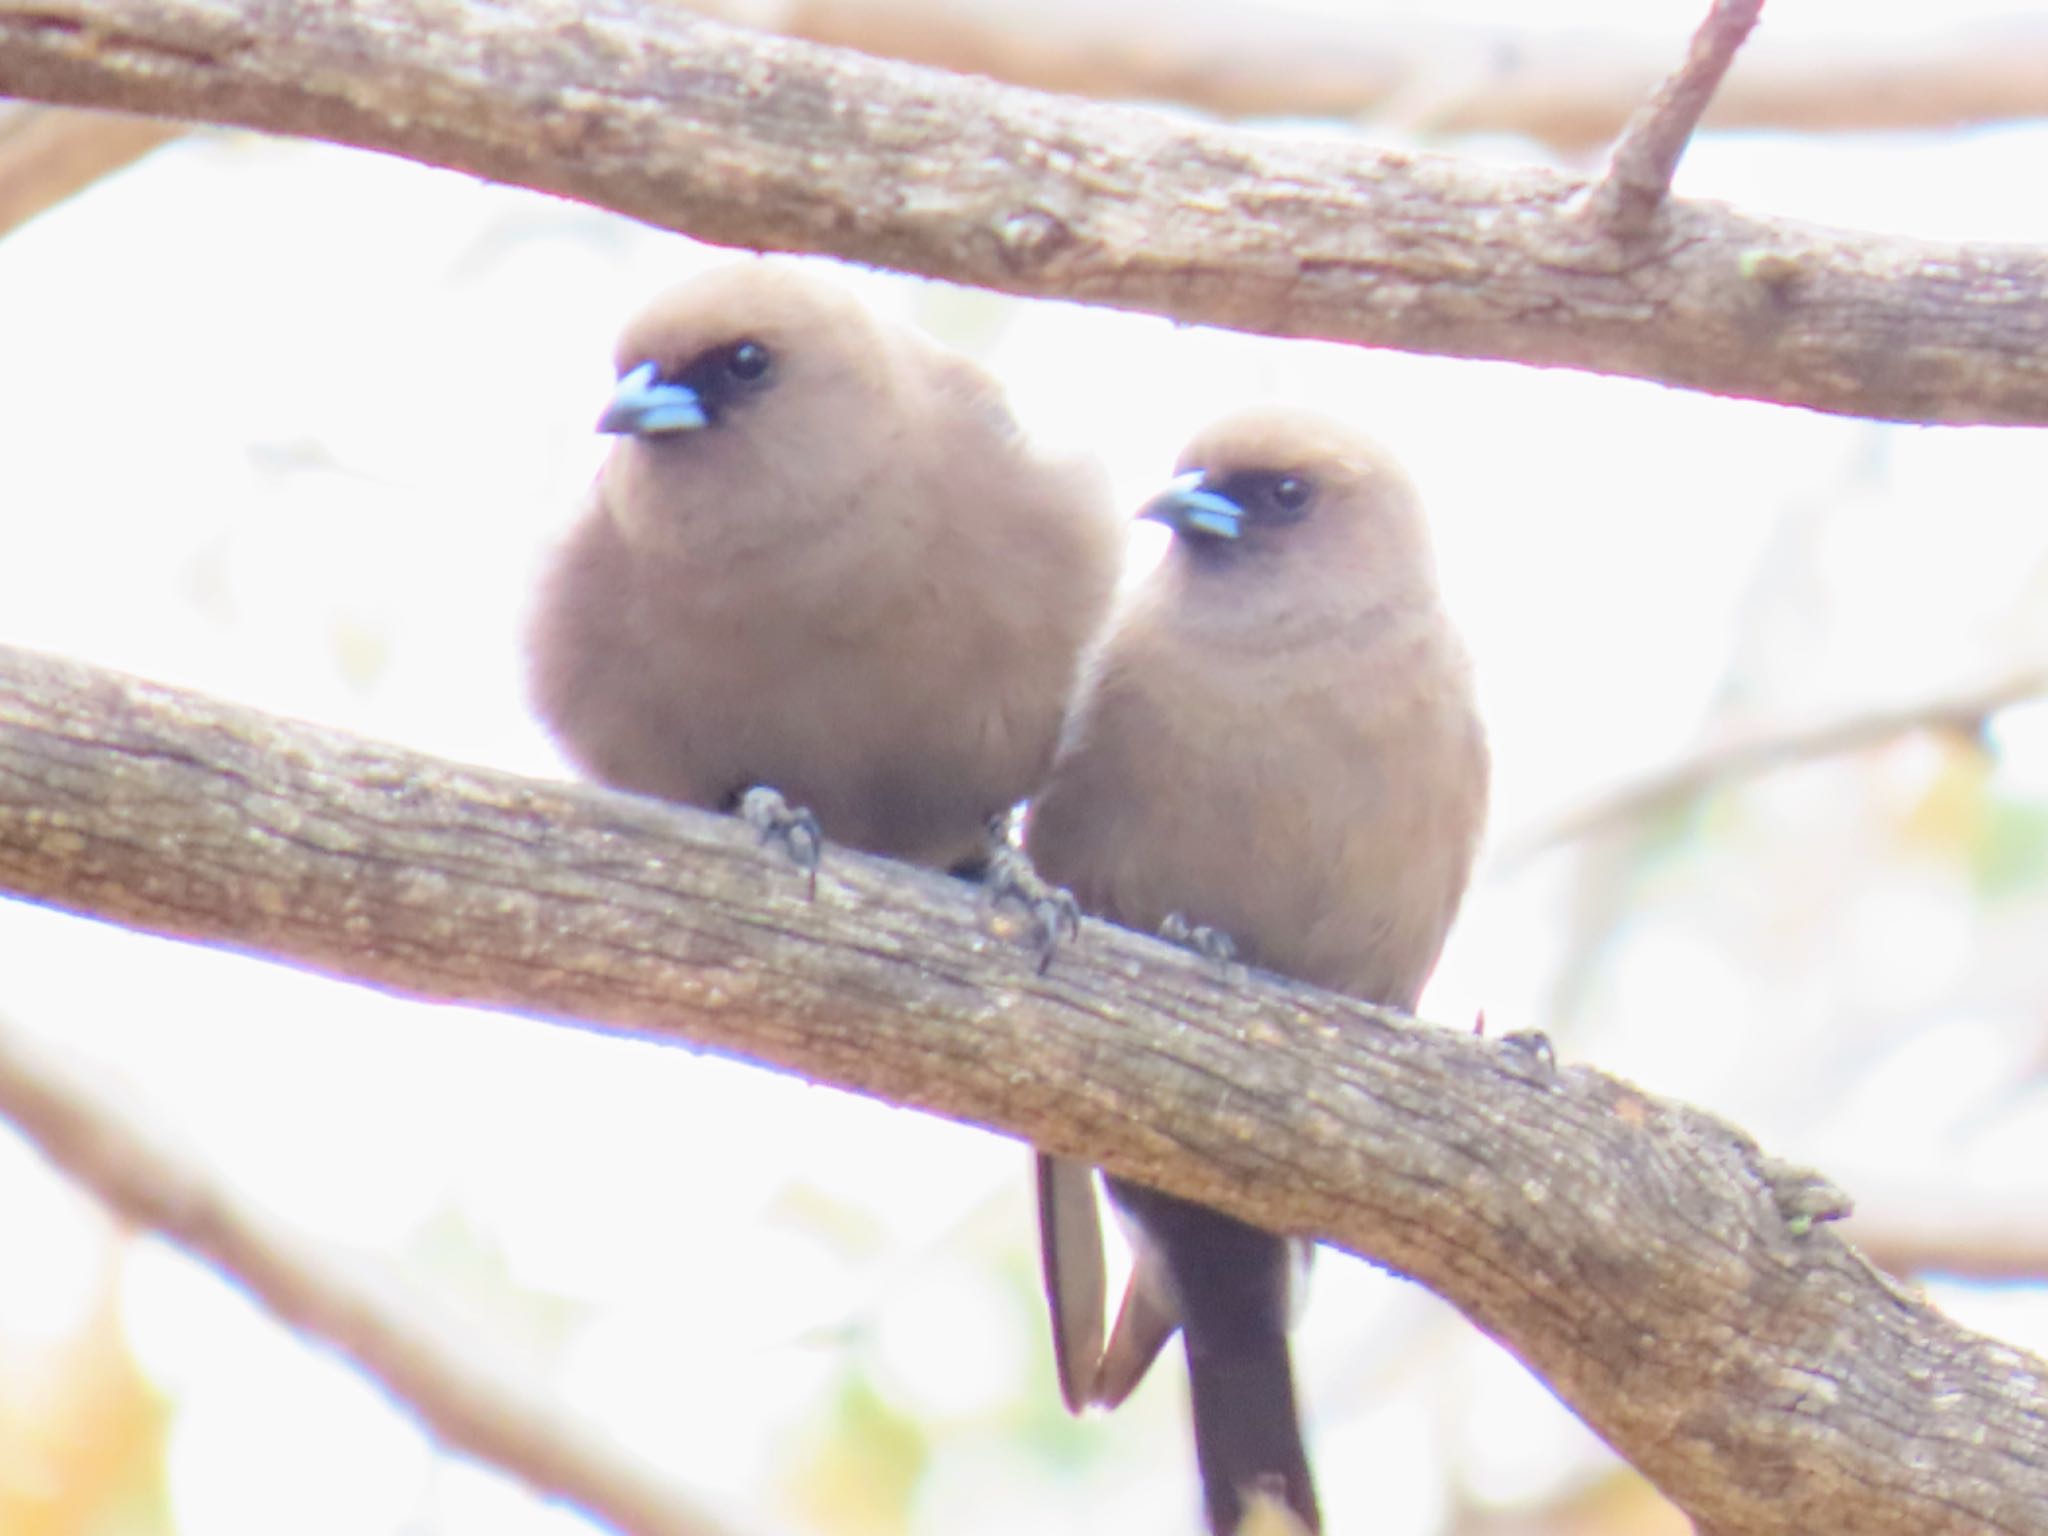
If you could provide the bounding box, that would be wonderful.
[1140,408,1440,605]
[596,261,920,548]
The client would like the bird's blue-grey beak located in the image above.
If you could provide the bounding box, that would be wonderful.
[1138,472,1245,541]
[598,361,709,436]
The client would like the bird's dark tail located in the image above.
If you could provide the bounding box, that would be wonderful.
[1184,1313,1319,1534]
[1106,1179,1320,1534]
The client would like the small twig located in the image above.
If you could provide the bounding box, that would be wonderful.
[0,1012,756,1536]
[1589,0,1766,235]
[1496,663,2048,867]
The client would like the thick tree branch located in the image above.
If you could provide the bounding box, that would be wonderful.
[2,643,2046,1535]
[0,1010,750,1536]
[1497,662,2048,865]
[2,0,2047,424]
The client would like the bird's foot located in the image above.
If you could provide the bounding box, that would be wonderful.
[982,840,1081,973]
[738,785,822,897]
[1159,912,1240,973]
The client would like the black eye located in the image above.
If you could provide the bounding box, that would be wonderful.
[727,341,772,382]
[1271,476,1310,511]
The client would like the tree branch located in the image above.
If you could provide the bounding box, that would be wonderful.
[1496,662,2048,865]
[1589,0,1764,235]
[2,0,2047,423]
[0,1008,753,1536]
[0,101,179,238]
[1847,1186,2048,1284]
[19,9,2048,236]
[2,643,2045,1535]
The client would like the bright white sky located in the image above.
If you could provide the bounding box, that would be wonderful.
[5,4,2048,1534]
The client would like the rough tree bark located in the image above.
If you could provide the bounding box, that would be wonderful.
[2,643,2045,1536]
[3,0,2048,423]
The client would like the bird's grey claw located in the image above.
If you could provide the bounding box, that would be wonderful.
[1159,912,1240,971]
[983,843,1081,972]
[739,785,822,896]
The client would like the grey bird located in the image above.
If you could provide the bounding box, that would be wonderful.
[528,260,1124,874]
[1025,409,1490,1535]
